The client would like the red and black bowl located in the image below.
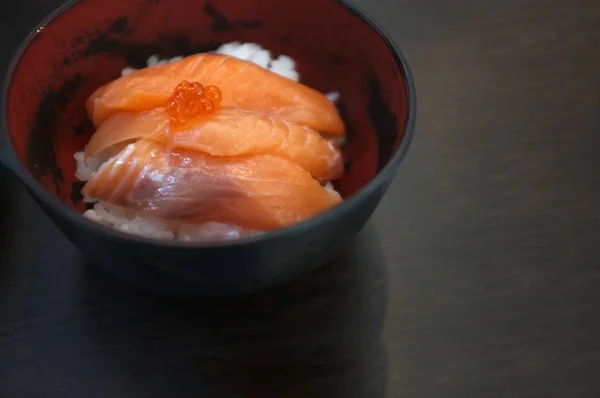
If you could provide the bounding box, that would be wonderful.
[0,0,415,295]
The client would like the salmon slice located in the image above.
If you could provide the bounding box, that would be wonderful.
[84,108,343,181]
[86,53,345,135]
[82,140,342,231]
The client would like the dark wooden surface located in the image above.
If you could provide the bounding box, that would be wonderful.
[2,0,600,396]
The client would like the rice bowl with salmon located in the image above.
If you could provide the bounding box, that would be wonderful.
[75,42,345,242]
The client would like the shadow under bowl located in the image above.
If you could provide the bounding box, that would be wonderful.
[0,0,415,295]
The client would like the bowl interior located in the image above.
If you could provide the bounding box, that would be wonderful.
[4,0,410,214]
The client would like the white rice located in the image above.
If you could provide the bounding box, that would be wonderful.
[77,42,342,242]
[73,151,103,182]
[83,202,176,240]
[179,222,262,242]
[326,92,340,103]
[81,200,259,242]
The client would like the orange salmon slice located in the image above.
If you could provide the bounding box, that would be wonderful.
[82,140,342,231]
[84,108,343,181]
[86,53,345,136]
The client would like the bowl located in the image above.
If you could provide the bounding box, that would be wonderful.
[0,0,415,296]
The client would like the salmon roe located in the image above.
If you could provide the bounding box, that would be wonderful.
[166,81,222,124]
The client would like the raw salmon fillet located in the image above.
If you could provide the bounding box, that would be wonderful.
[82,140,342,231]
[84,108,343,181]
[86,53,345,135]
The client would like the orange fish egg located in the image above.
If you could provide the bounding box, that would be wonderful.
[166,81,222,124]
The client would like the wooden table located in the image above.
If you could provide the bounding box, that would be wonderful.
[1,0,600,396]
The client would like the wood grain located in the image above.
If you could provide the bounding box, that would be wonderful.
[2,0,600,397]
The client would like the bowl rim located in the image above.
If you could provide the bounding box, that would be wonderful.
[1,0,416,249]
